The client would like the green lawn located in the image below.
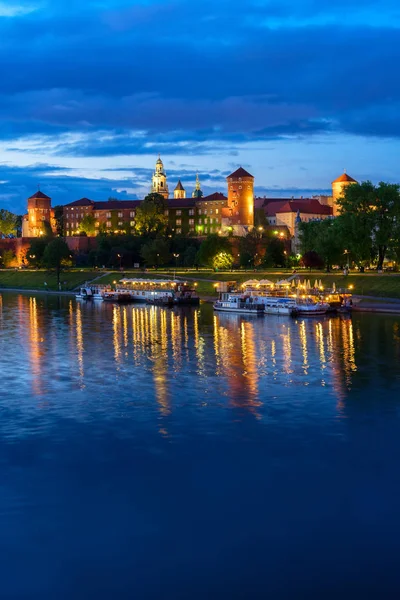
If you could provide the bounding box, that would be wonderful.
[2,267,399,299]
[0,269,99,291]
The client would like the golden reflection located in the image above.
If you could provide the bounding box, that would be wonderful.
[281,325,292,375]
[213,315,260,414]
[170,310,182,370]
[315,322,326,366]
[341,319,357,387]
[113,305,121,364]
[299,320,309,376]
[29,296,43,396]
[122,307,128,349]
[75,301,85,386]
[194,309,205,376]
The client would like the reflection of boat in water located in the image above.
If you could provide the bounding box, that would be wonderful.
[102,290,133,303]
[214,295,264,315]
[146,295,174,307]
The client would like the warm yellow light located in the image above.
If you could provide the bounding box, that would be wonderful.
[349,285,354,290]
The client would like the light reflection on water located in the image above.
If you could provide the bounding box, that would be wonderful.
[0,292,396,425]
[1,292,400,598]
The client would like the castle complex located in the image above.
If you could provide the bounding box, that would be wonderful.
[21,157,358,243]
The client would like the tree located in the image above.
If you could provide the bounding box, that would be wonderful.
[26,238,48,267]
[53,205,64,236]
[183,246,198,268]
[42,238,71,286]
[300,250,324,270]
[213,251,233,271]
[0,249,16,267]
[141,238,171,267]
[239,231,259,267]
[371,182,400,269]
[135,194,168,237]
[263,238,285,267]
[254,207,269,229]
[197,234,232,268]
[79,214,96,236]
[0,209,17,237]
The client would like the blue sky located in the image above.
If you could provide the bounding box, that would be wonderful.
[0,0,399,212]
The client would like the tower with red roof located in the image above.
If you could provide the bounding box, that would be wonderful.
[226,167,254,229]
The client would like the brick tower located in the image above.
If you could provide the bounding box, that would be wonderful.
[331,171,358,216]
[226,167,254,228]
[22,190,54,237]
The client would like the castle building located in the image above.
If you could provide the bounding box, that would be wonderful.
[331,172,358,216]
[22,190,56,237]
[174,180,186,199]
[151,156,169,199]
[226,167,254,228]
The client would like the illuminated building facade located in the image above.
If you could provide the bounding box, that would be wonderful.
[22,190,56,237]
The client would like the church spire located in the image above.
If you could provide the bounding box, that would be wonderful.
[151,156,169,199]
[192,172,203,198]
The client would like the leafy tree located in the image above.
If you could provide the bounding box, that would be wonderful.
[300,251,324,270]
[42,238,71,285]
[197,234,232,268]
[370,182,400,269]
[141,238,171,267]
[26,238,48,266]
[79,214,96,236]
[53,205,64,236]
[0,209,17,237]
[213,251,233,271]
[263,238,286,267]
[0,249,16,267]
[15,215,23,238]
[135,195,168,237]
[239,231,258,267]
[42,220,54,238]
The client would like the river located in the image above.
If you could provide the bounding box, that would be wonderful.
[1,292,400,598]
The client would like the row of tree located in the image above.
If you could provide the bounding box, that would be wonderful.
[299,182,400,270]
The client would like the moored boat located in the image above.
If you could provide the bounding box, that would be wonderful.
[214,295,264,315]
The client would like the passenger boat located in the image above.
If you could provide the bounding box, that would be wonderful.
[76,286,94,300]
[76,285,111,301]
[214,295,265,315]
[146,295,174,307]
[243,292,298,316]
[295,298,330,316]
[119,279,200,306]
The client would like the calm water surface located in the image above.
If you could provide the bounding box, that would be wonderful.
[1,292,400,599]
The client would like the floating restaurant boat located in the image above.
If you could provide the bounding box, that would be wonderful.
[214,295,265,315]
[119,279,200,306]
[102,290,133,303]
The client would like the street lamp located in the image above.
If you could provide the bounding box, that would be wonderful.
[117,253,123,270]
[173,253,180,279]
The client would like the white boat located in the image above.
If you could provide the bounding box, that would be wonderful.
[214,295,264,315]
[119,279,199,305]
[244,293,298,316]
[76,285,111,301]
[295,299,330,316]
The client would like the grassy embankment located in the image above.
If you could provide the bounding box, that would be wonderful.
[0,269,99,291]
[94,270,400,300]
[1,268,399,299]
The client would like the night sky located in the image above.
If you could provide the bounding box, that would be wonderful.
[1,0,399,213]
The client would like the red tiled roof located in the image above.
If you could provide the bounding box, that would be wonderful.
[275,199,333,216]
[227,167,254,179]
[199,192,227,202]
[28,190,51,200]
[65,198,94,208]
[332,172,357,184]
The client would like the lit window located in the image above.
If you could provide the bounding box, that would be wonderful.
[239,186,242,190]
[164,210,169,216]
[189,219,194,225]
[95,222,99,227]
[94,212,99,218]
[106,212,111,218]
[189,209,194,216]
[216,209,219,215]
[130,211,135,218]
[176,228,182,234]
[130,221,135,226]
[204,218,208,224]
[118,221,123,226]
[106,221,111,228]
[198,218,202,225]
[176,219,182,225]
[118,212,123,218]
[176,210,182,216]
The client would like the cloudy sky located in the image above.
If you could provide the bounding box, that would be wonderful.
[1,0,399,212]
